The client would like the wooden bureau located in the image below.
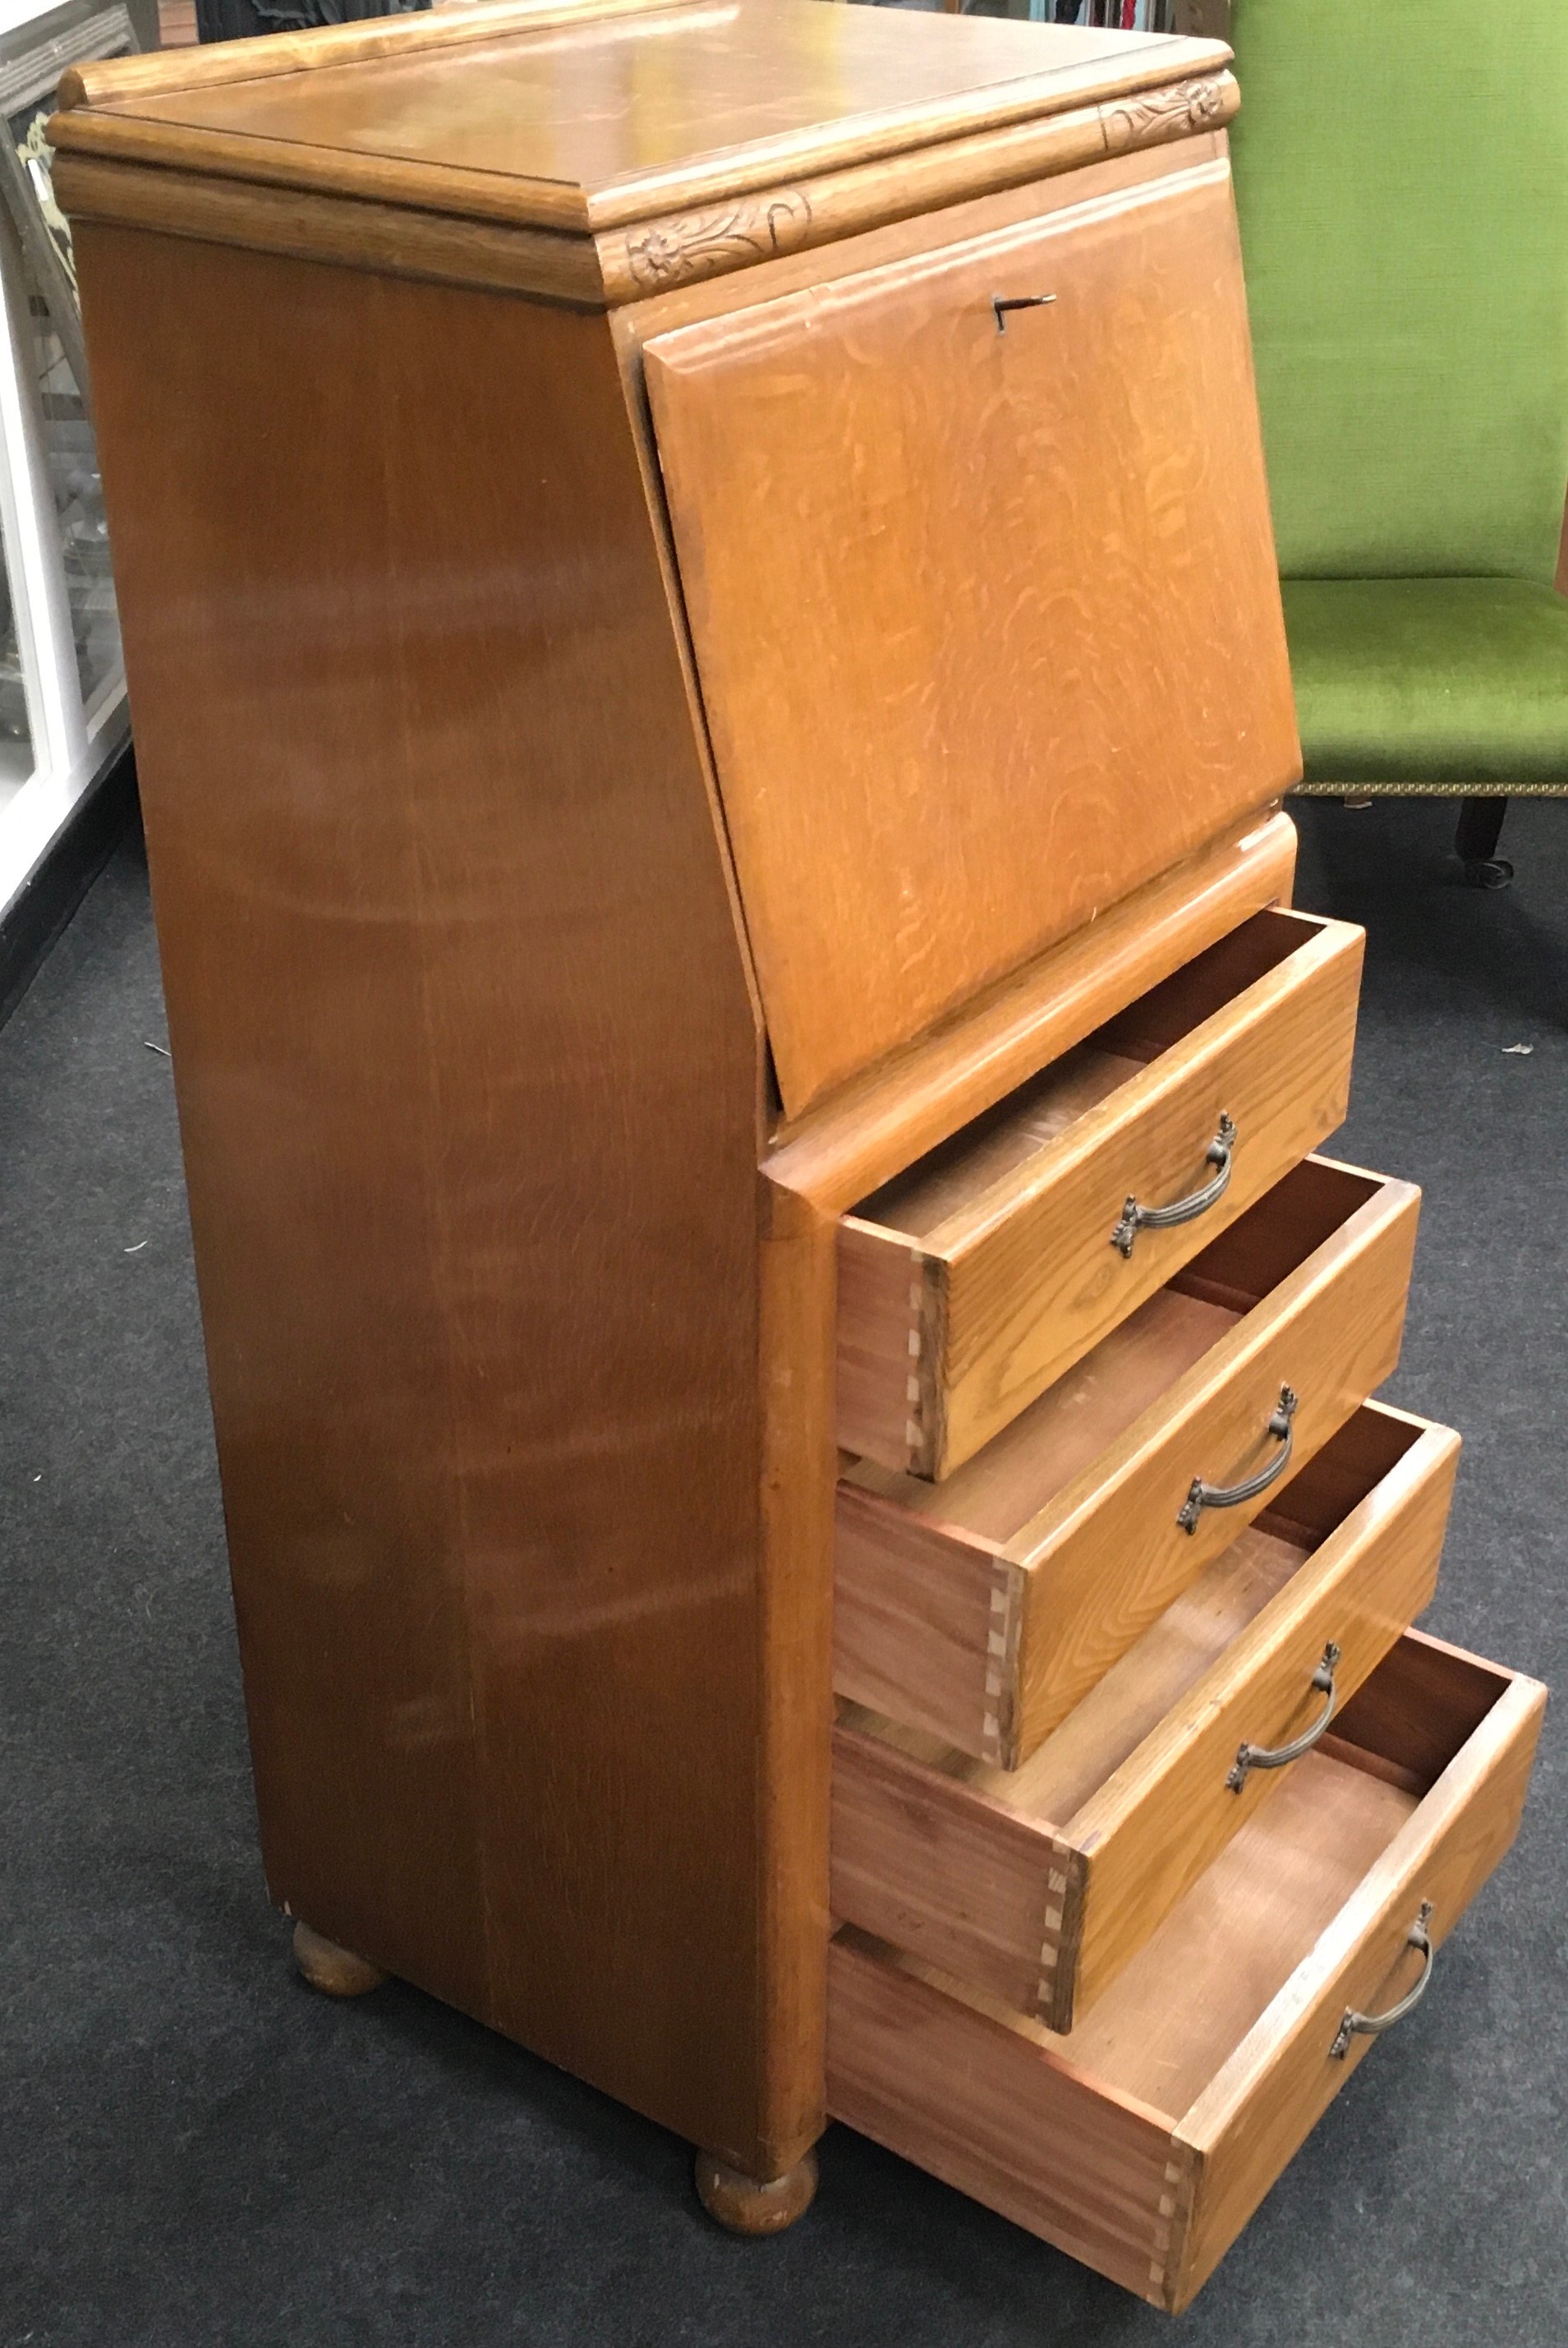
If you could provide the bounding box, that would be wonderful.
[53,0,1544,2309]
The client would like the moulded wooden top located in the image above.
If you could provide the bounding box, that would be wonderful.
[51,0,1229,235]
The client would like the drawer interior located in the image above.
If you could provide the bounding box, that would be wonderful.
[848,1156,1388,1545]
[844,1632,1520,2120]
[853,909,1331,1243]
[1323,1625,1513,1796]
[841,1403,1433,1832]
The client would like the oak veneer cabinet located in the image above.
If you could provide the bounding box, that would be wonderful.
[53,0,1543,2309]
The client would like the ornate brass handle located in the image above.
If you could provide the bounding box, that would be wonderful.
[1330,1904,1436,2059]
[1177,1384,1298,1534]
[1111,1115,1237,1259]
[1226,1642,1340,1792]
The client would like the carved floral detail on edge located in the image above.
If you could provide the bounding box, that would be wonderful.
[1102,75,1230,153]
[624,190,815,290]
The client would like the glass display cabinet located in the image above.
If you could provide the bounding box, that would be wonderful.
[0,0,133,936]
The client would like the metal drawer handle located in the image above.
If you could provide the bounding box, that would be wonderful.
[1226,1642,1340,1792]
[992,293,1057,331]
[1111,1114,1237,1259]
[1330,1904,1436,2060]
[1177,1383,1298,1534]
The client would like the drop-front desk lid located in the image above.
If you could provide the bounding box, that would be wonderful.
[48,0,1228,238]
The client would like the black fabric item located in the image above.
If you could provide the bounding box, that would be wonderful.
[195,0,425,44]
[3,799,1565,2345]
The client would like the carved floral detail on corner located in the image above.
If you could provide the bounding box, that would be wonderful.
[1102,75,1231,153]
[624,190,815,289]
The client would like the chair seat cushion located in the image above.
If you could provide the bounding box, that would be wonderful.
[1283,577,1568,785]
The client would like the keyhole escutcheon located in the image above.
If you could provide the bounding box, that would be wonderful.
[992,293,1057,333]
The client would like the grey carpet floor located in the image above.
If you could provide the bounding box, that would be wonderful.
[2,795,1564,2347]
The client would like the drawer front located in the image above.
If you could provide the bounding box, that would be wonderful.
[827,1635,1546,2312]
[835,1162,1420,1766]
[839,910,1364,1478]
[645,149,1299,1115]
[831,1409,1460,2030]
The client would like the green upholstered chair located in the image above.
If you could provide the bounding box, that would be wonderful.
[1227,0,1568,886]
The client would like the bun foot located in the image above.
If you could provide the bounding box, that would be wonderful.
[694,2146,818,2235]
[292,1918,386,1997]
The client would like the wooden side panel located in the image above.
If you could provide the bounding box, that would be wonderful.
[756,1178,837,2170]
[1169,1648,1547,2311]
[830,1718,1082,2015]
[833,1485,1016,1763]
[827,1931,1176,2304]
[931,917,1363,1475]
[1011,1175,1421,1761]
[1068,1422,1460,2021]
[646,153,1299,1112]
[74,225,811,2171]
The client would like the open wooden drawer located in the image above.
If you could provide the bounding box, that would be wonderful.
[828,1631,1546,2312]
[838,908,1363,1479]
[836,1155,1419,1767]
[834,1402,1460,2031]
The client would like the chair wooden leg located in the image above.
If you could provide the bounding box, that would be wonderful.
[694,2147,818,2235]
[292,1918,386,1997]
[1455,796,1513,888]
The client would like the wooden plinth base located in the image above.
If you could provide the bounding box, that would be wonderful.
[694,2147,818,2235]
[291,1919,387,1997]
